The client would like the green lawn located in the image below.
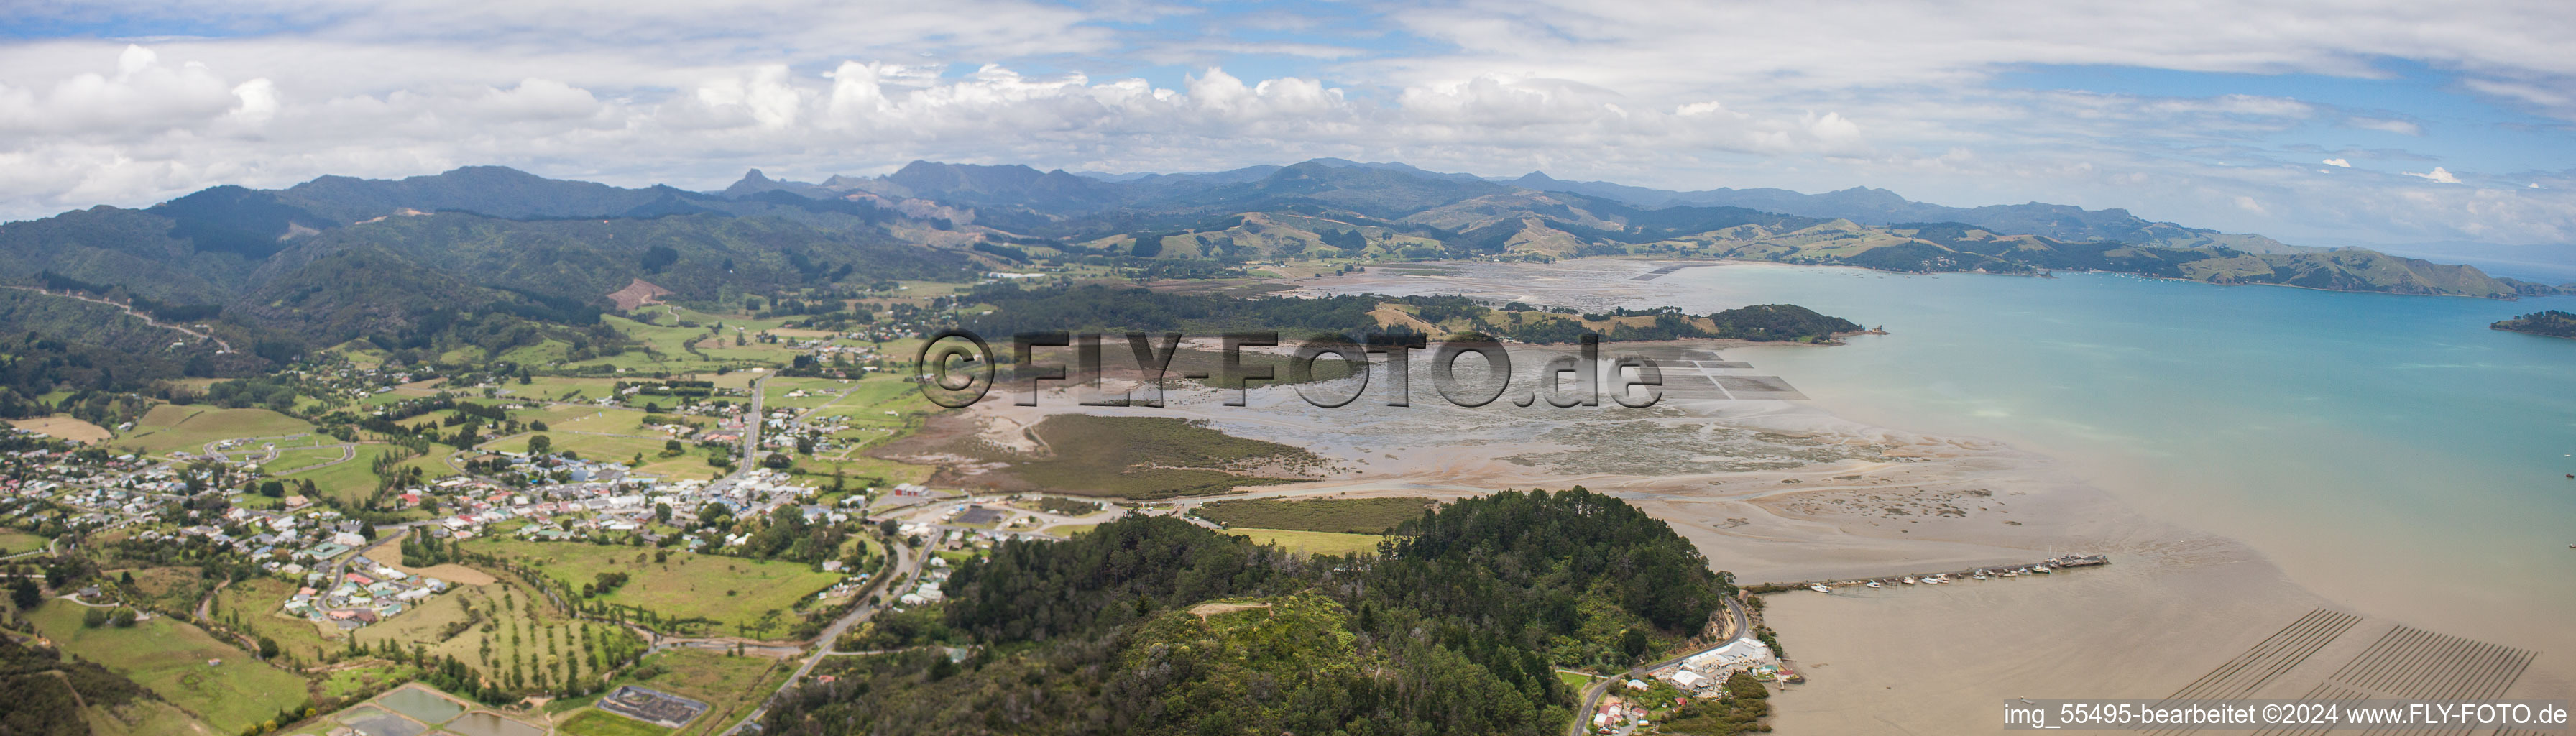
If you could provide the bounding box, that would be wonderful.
[1225,528,1388,556]
[560,709,673,736]
[29,602,310,732]
[116,405,314,455]
[458,539,840,636]
[259,446,351,474]
[1555,670,1599,691]
[279,443,413,505]
[0,529,48,555]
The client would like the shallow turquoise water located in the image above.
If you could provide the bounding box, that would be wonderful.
[1678,264,2576,641]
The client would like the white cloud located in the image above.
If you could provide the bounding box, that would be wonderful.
[2407,166,2462,183]
[0,1,2570,245]
[2345,117,2424,135]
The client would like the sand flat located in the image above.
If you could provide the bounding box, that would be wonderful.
[898,259,2571,730]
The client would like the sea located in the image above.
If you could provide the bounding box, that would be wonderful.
[1658,264,2576,651]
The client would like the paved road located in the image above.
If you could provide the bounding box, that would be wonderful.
[1566,595,1754,736]
[741,374,768,465]
[718,540,921,735]
[2,285,234,351]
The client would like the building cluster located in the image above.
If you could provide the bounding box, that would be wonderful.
[418,466,829,557]
[1652,638,1784,691]
[147,505,374,575]
[281,555,452,630]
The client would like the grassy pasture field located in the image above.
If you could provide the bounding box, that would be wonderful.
[553,407,661,435]
[1225,528,1389,556]
[1192,497,1436,534]
[278,443,412,505]
[117,405,314,454]
[83,699,206,736]
[505,403,614,433]
[485,431,671,464]
[29,602,310,732]
[260,446,353,474]
[0,528,48,554]
[560,709,672,736]
[318,662,420,699]
[758,377,861,410]
[458,538,840,635]
[9,415,111,443]
[118,565,208,612]
[501,376,627,404]
[978,415,1320,499]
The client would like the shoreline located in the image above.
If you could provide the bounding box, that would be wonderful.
[883,257,2568,731]
[1247,258,2571,727]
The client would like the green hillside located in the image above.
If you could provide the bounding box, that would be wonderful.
[773,487,1733,735]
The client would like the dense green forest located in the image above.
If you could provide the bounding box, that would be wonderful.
[761,487,1734,735]
[2492,310,2576,339]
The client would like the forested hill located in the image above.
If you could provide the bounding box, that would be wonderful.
[760,487,1740,736]
[750,158,2563,299]
[0,160,2553,418]
[957,282,1867,344]
[2491,310,2576,339]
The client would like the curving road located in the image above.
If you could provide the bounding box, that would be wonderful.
[717,539,921,735]
[2,285,234,352]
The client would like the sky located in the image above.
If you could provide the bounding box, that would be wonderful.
[1,0,2572,247]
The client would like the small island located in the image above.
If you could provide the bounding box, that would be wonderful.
[2491,310,2576,339]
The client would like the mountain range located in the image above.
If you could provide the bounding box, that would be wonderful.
[0,157,2563,390]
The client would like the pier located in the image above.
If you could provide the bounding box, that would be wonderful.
[1746,553,2109,593]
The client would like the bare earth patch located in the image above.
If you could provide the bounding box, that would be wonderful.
[10,415,111,444]
[1187,602,1271,621]
[607,278,674,310]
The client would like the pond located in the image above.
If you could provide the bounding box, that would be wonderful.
[334,706,426,736]
[376,684,466,724]
[441,712,546,736]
